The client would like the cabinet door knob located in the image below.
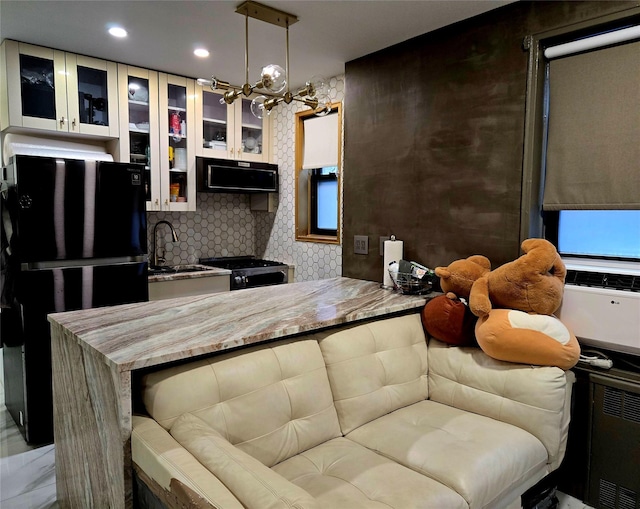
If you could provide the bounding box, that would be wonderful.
[72,118,77,129]
[237,148,241,156]
[59,116,66,127]
[229,148,234,157]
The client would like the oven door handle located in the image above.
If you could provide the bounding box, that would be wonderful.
[243,271,287,288]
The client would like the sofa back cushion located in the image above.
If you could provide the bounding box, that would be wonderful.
[141,339,341,467]
[318,314,429,434]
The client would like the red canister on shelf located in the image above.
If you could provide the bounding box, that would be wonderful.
[170,112,181,134]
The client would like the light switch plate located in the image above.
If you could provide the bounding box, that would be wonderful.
[354,235,369,255]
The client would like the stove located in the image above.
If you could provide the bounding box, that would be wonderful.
[199,256,289,290]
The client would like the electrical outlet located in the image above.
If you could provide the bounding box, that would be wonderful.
[379,236,390,256]
[354,235,369,255]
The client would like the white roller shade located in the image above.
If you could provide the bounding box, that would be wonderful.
[302,112,338,169]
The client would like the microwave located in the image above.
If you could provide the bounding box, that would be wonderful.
[197,157,278,193]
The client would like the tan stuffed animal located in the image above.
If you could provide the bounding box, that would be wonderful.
[469,238,566,318]
[434,255,491,300]
[475,309,580,370]
[434,239,580,370]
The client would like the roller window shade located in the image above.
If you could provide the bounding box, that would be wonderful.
[543,39,640,210]
[302,112,338,170]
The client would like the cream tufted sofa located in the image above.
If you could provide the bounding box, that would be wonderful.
[132,313,575,509]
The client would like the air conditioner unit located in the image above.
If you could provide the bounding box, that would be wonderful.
[556,258,640,356]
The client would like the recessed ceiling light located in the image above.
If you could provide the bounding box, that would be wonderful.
[194,48,210,58]
[108,26,128,38]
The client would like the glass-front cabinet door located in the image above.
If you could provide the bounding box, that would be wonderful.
[158,73,196,211]
[65,54,119,137]
[116,64,160,210]
[2,40,67,132]
[195,88,231,159]
[1,40,118,137]
[236,97,269,162]
[195,86,270,162]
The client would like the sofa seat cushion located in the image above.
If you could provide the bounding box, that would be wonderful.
[427,339,574,470]
[346,400,548,509]
[318,314,429,434]
[272,437,468,509]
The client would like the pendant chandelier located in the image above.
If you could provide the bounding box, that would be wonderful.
[197,1,331,119]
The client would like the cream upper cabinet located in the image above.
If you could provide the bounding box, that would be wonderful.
[195,87,271,163]
[1,40,118,137]
[117,67,196,212]
[158,73,196,212]
[116,64,162,211]
[65,53,119,137]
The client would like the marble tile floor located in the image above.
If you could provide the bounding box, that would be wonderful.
[0,349,594,509]
[0,348,58,508]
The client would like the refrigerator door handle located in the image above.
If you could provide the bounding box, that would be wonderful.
[20,255,148,271]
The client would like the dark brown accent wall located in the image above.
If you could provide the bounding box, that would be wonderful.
[343,0,637,282]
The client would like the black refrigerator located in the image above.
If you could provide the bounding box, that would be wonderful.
[0,154,149,445]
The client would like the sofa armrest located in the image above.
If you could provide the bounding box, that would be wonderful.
[427,339,575,470]
[132,415,244,509]
[170,413,320,509]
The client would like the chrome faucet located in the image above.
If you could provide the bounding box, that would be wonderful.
[152,220,179,267]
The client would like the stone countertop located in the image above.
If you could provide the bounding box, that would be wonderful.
[148,265,231,283]
[48,277,430,373]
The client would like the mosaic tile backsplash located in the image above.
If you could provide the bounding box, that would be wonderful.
[147,192,256,265]
[147,75,345,282]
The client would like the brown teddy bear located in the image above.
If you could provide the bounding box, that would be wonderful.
[468,238,566,318]
[434,255,491,300]
[432,239,580,370]
[425,255,490,346]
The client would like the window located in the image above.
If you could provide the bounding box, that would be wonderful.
[295,103,342,243]
[546,210,640,261]
[541,28,640,264]
[310,167,338,236]
[520,11,640,266]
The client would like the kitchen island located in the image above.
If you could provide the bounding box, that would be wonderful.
[48,277,430,508]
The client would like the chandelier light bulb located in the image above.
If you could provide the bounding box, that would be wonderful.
[250,95,268,119]
[260,64,286,93]
[313,92,332,117]
[307,75,327,98]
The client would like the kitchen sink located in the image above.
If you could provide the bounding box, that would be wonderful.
[148,264,216,276]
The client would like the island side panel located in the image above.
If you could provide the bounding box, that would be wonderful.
[51,321,133,508]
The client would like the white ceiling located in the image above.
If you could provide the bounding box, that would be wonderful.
[1,0,514,89]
